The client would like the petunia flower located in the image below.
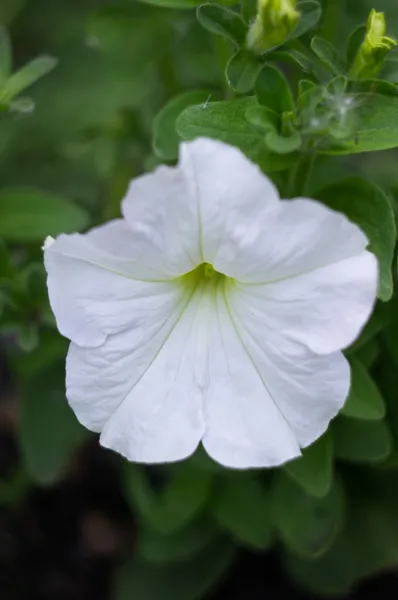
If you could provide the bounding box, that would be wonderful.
[44,138,377,469]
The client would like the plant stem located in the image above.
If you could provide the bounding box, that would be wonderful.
[286,151,316,198]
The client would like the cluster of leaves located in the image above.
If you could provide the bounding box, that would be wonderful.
[2,0,398,598]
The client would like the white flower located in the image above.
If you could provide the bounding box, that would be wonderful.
[44,138,378,469]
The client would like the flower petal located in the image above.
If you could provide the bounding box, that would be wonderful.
[44,220,189,347]
[68,281,209,462]
[213,197,370,281]
[201,283,301,469]
[231,250,377,355]
[225,283,351,448]
[122,138,279,272]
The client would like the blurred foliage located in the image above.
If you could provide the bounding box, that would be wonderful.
[2,0,398,598]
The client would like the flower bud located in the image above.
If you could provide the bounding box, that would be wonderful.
[247,0,300,55]
[350,10,396,79]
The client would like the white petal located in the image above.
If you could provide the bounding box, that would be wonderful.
[44,220,188,347]
[68,280,209,463]
[122,138,279,273]
[202,283,301,469]
[213,197,369,281]
[231,250,377,355]
[225,282,351,448]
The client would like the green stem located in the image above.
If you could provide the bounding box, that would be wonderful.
[286,151,316,198]
[320,0,343,44]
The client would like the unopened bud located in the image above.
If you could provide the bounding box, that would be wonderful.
[350,10,396,79]
[247,0,300,55]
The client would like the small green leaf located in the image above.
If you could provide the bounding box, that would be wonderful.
[19,365,89,485]
[346,25,366,68]
[0,187,90,241]
[265,131,301,153]
[137,520,218,564]
[284,433,333,499]
[0,26,11,87]
[177,97,296,171]
[226,49,261,93]
[288,1,322,42]
[212,474,273,550]
[255,65,295,114]
[331,417,392,464]
[316,178,396,301]
[311,36,345,76]
[153,90,212,161]
[342,358,386,420]
[245,104,278,131]
[123,462,213,534]
[8,96,34,113]
[272,474,344,558]
[267,48,312,72]
[196,4,247,47]
[327,75,347,96]
[114,540,236,600]
[1,55,57,102]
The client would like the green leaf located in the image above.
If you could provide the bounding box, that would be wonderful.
[0,26,11,87]
[267,48,312,72]
[212,474,273,550]
[265,131,301,153]
[255,65,295,114]
[114,540,235,600]
[288,1,322,42]
[0,187,90,241]
[346,24,366,68]
[226,49,261,93]
[177,97,296,171]
[331,417,392,464]
[123,462,213,534]
[284,433,333,499]
[326,93,398,154]
[153,90,212,161]
[327,75,347,95]
[19,364,89,485]
[342,357,385,420]
[272,474,344,558]
[311,36,345,76]
[196,4,247,47]
[1,55,57,102]
[316,178,396,301]
[245,104,278,131]
[137,519,218,564]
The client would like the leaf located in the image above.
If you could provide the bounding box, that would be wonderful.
[346,24,366,68]
[196,4,247,47]
[311,36,345,76]
[226,49,261,93]
[255,65,295,114]
[153,90,212,161]
[19,364,89,485]
[326,93,398,154]
[0,187,90,241]
[267,48,312,72]
[284,433,333,499]
[176,97,297,171]
[288,1,322,42]
[1,55,57,102]
[137,519,218,564]
[265,131,301,153]
[271,474,344,558]
[316,178,396,301]
[342,358,385,420]
[114,539,235,600]
[212,474,273,549]
[123,462,213,534]
[245,104,278,131]
[331,417,392,464]
[0,26,11,87]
